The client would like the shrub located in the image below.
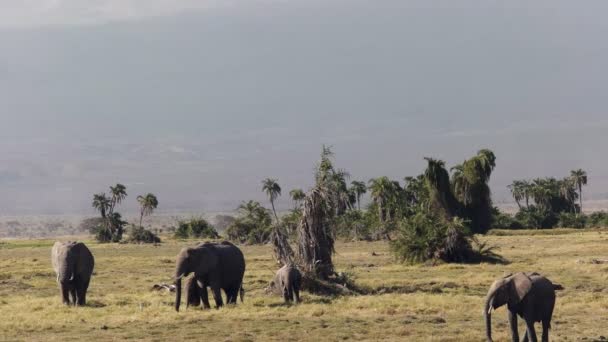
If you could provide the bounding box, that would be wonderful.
[558,213,587,228]
[127,225,161,243]
[587,212,608,228]
[515,206,558,229]
[491,208,524,229]
[174,218,220,239]
[333,210,373,241]
[391,213,474,263]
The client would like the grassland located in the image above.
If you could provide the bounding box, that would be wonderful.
[1,230,607,341]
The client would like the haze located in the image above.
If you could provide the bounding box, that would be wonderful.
[1,0,607,215]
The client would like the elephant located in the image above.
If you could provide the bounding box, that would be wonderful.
[272,264,302,304]
[51,241,95,306]
[484,272,556,342]
[174,241,245,311]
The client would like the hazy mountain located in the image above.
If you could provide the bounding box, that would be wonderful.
[1,0,607,214]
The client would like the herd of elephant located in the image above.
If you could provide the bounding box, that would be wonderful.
[51,241,558,342]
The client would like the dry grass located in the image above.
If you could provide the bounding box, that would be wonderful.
[1,230,607,341]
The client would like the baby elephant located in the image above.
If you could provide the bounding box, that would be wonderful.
[272,265,302,304]
[51,241,95,306]
[484,272,556,342]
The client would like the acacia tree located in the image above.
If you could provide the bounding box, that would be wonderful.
[570,169,588,213]
[137,193,158,227]
[262,178,282,222]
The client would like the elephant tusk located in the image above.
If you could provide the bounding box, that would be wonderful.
[175,274,185,281]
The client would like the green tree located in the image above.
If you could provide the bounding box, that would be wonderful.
[508,180,525,209]
[137,193,158,227]
[108,183,127,215]
[368,177,394,222]
[350,180,367,210]
[262,178,282,222]
[289,188,306,210]
[570,169,588,213]
[92,193,110,218]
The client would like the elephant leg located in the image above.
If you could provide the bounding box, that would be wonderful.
[508,310,519,342]
[524,319,538,342]
[293,286,300,304]
[522,331,529,342]
[76,277,90,306]
[200,286,211,309]
[283,288,291,303]
[69,285,77,306]
[212,286,223,308]
[541,320,550,342]
[226,288,236,304]
[60,283,70,305]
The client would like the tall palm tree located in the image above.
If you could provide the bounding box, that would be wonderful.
[137,193,158,227]
[350,181,367,210]
[368,177,394,222]
[92,193,110,218]
[289,189,306,210]
[508,180,524,209]
[262,178,282,222]
[570,169,588,213]
[108,183,127,215]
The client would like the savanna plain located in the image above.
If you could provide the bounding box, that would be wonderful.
[1,230,607,341]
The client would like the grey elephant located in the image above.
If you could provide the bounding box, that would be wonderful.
[485,272,556,342]
[51,241,95,306]
[174,241,245,311]
[272,264,302,304]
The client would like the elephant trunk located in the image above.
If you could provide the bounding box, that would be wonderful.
[484,295,494,342]
[175,276,183,312]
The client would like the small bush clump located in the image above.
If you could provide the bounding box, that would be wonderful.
[127,225,161,243]
[174,218,220,239]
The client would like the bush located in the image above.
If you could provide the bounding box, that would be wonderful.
[225,219,271,244]
[127,225,161,243]
[390,213,474,263]
[491,208,524,230]
[332,210,373,241]
[174,218,220,239]
[558,213,587,228]
[515,206,558,229]
[88,213,127,243]
[587,212,608,228]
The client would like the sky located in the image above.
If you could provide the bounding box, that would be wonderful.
[1,0,607,215]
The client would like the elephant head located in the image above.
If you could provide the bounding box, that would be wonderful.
[174,246,218,312]
[484,273,532,341]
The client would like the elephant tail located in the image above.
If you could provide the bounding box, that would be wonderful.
[553,283,564,291]
[239,284,244,303]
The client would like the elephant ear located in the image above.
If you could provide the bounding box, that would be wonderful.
[508,272,532,305]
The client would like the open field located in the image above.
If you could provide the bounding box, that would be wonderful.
[1,231,607,341]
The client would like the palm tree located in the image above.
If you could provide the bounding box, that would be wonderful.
[368,177,394,222]
[508,180,525,209]
[289,189,306,210]
[262,178,282,222]
[570,169,588,213]
[350,181,367,210]
[108,183,127,215]
[92,193,111,218]
[137,193,158,227]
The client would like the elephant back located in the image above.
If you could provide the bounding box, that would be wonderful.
[206,242,245,288]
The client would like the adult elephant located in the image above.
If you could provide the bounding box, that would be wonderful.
[174,241,245,311]
[51,241,95,306]
[484,272,556,342]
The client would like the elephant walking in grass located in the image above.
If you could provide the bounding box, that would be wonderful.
[51,241,95,306]
[272,264,302,304]
[485,272,556,342]
[174,241,245,311]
